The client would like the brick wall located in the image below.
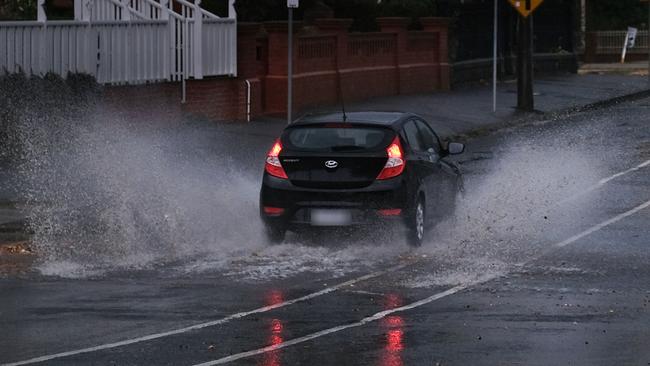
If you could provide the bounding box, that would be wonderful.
[264,17,451,117]
[103,17,450,122]
[103,83,182,120]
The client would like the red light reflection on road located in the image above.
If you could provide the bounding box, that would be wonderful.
[265,290,284,306]
[380,294,405,366]
[381,316,404,366]
[383,293,403,309]
[269,318,283,346]
[259,290,285,366]
[259,318,284,366]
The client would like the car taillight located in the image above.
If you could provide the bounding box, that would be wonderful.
[378,209,402,216]
[265,139,288,179]
[263,206,285,216]
[377,136,405,180]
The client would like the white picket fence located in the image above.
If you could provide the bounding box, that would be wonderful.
[0,0,237,84]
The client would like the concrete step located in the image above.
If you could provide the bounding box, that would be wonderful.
[579,62,649,75]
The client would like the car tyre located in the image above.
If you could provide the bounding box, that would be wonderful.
[406,197,426,247]
[264,224,286,244]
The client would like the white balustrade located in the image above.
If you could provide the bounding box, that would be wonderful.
[0,0,237,84]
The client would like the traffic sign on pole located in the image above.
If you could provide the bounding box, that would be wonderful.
[507,0,544,18]
[287,0,299,8]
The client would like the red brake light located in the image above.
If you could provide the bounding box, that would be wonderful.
[263,206,285,215]
[265,139,288,179]
[378,209,402,216]
[377,136,405,180]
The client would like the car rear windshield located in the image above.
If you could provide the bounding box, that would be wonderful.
[283,125,394,152]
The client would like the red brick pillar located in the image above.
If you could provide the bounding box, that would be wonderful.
[377,17,410,95]
[314,18,353,101]
[238,23,261,79]
[237,23,262,121]
[420,17,451,90]
[263,21,302,115]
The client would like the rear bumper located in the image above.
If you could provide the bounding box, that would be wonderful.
[259,174,410,229]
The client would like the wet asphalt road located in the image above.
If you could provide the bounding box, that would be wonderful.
[1,97,650,366]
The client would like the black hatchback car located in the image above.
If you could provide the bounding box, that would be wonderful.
[259,112,465,246]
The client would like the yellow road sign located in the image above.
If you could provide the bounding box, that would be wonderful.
[507,0,544,18]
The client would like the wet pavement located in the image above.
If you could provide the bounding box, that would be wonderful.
[1,95,650,365]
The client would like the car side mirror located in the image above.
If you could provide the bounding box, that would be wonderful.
[447,142,465,155]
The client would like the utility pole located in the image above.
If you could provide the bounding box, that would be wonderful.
[517,12,534,112]
[507,0,542,112]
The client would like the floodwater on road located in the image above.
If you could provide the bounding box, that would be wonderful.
[0,95,639,283]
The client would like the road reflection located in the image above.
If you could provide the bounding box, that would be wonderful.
[259,290,285,366]
[265,289,284,307]
[380,293,405,366]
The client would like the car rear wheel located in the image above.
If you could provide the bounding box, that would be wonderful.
[264,224,286,244]
[406,197,425,247]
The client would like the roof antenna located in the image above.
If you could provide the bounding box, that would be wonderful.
[336,69,348,122]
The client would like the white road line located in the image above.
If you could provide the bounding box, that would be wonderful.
[1,262,414,366]
[193,283,479,366]
[557,159,650,205]
[555,199,650,248]
[194,198,650,366]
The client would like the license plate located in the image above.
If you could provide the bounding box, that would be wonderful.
[311,209,352,226]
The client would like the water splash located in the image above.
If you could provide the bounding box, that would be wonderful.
[420,125,605,277]
[4,74,609,281]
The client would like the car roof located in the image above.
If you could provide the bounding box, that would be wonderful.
[291,111,416,128]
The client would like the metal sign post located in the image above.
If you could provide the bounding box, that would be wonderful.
[517,14,534,112]
[507,0,544,112]
[287,0,299,124]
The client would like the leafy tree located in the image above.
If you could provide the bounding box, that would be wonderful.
[0,0,74,20]
[227,0,440,31]
[0,0,37,20]
[587,0,648,31]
